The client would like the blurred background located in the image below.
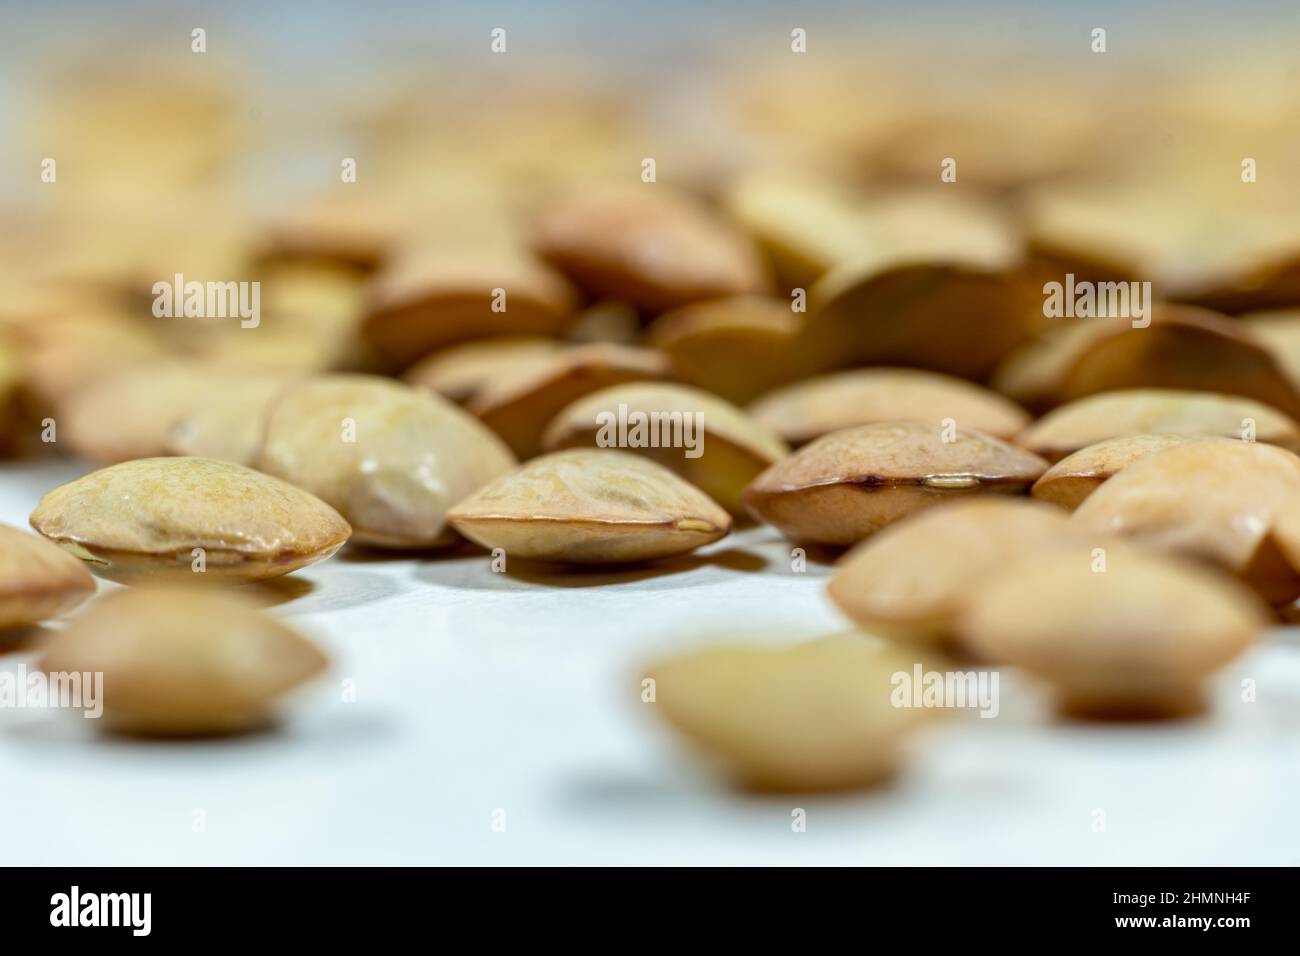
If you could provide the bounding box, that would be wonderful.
[2,0,1300,439]
[2,1,1300,411]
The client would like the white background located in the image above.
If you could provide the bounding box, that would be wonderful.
[1,459,1297,865]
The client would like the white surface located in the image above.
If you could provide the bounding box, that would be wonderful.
[1,458,1297,866]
